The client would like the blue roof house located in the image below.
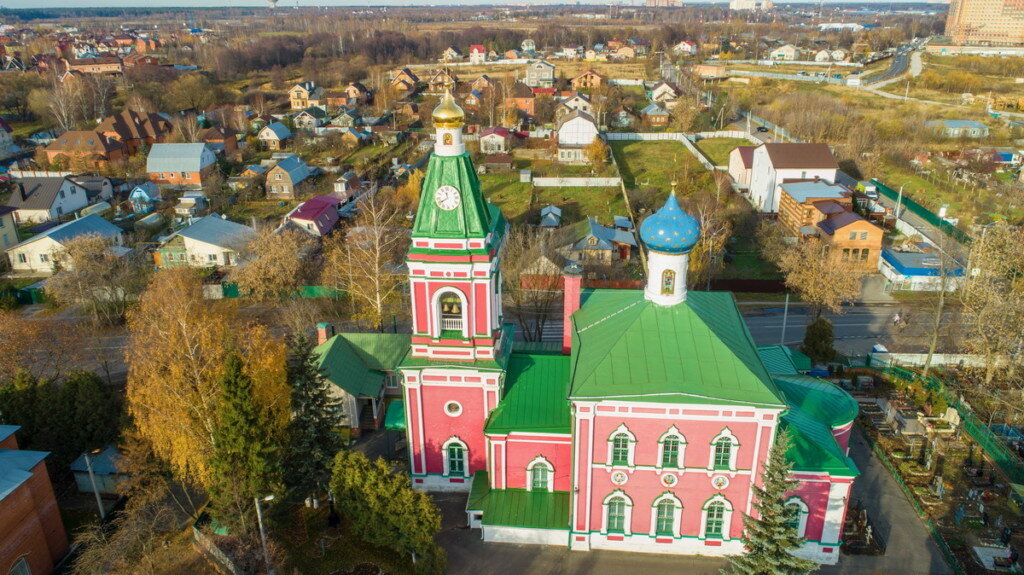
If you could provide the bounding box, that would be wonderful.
[879,245,965,292]
[70,445,124,495]
[5,214,123,275]
[924,119,990,139]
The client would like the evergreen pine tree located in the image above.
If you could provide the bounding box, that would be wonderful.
[800,317,836,365]
[209,353,281,532]
[283,333,342,499]
[725,431,818,575]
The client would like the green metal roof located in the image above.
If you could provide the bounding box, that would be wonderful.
[757,345,812,375]
[486,353,572,435]
[411,153,499,241]
[315,333,411,398]
[384,400,406,431]
[774,375,859,477]
[568,290,786,407]
[467,471,571,530]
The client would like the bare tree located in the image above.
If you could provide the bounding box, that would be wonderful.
[48,77,85,133]
[501,226,563,342]
[171,113,203,143]
[771,234,865,317]
[320,193,410,332]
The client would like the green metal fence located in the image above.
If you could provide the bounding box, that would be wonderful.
[871,179,973,246]
[219,283,344,300]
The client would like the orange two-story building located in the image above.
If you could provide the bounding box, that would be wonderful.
[778,180,883,270]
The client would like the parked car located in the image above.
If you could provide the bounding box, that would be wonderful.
[756,126,770,133]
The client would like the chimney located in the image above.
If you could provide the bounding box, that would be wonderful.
[316,322,335,345]
[562,262,584,355]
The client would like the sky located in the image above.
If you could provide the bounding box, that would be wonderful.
[0,0,944,7]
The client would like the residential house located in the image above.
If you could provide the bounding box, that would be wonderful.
[265,155,315,200]
[96,109,173,156]
[428,69,459,93]
[128,182,161,213]
[694,64,728,79]
[650,82,680,105]
[146,143,217,187]
[571,69,604,90]
[257,122,293,151]
[123,53,159,68]
[0,425,69,575]
[816,211,884,270]
[880,244,965,291]
[556,110,600,163]
[615,45,637,59]
[43,131,126,169]
[340,128,371,147]
[468,44,487,64]
[925,120,990,139]
[6,177,89,223]
[641,103,670,126]
[390,68,420,92]
[727,145,756,189]
[505,82,537,117]
[173,193,207,219]
[330,108,362,129]
[524,60,556,89]
[558,93,594,117]
[504,49,523,59]
[479,127,513,154]
[770,44,801,60]
[558,216,637,263]
[464,90,484,109]
[293,106,330,130]
[611,106,639,128]
[539,205,562,229]
[64,56,122,74]
[332,171,364,203]
[672,40,698,55]
[328,82,371,106]
[0,206,17,250]
[747,143,839,213]
[441,46,464,62]
[5,214,122,274]
[154,214,254,268]
[282,195,340,237]
[776,180,852,236]
[227,164,266,191]
[197,125,239,158]
[471,75,496,93]
[289,81,325,110]
[521,39,537,52]
[0,117,17,160]
[314,326,412,434]
[68,175,115,204]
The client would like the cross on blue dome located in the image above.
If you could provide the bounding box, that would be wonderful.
[639,193,701,254]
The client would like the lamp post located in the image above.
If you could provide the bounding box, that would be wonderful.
[255,494,275,575]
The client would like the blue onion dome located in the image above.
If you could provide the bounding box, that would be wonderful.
[639,193,701,254]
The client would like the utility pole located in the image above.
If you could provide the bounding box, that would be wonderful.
[780,292,790,345]
[255,495,276,575]
[84,451,106,520]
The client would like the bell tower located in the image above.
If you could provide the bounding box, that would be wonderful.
[399,86,509,491]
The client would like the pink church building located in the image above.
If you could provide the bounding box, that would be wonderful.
[320,88,860,564]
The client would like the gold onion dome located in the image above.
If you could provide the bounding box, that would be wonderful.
[432,87,465,129]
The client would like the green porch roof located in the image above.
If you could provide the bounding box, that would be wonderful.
[467,471,571,530]
[315,333,411,398]
[384,400,406,431]
[568,290,786,408]
[775,375,859,477]
[757,345,812,375]
[485,353,572,435]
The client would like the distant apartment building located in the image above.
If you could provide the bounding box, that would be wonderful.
[730,0,773,10]
[946,0,1024,46]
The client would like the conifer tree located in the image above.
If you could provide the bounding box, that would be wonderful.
[283,333,342,499]
[208,353,281,532]
[725,431,818,575]
[800,317,836,365]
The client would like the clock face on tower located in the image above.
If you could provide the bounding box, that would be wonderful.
[434,185,461,211]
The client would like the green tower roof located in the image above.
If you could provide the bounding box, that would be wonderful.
[412,153,498,241]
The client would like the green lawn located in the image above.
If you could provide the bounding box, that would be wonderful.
[222,199,297,224]
[478,172,625,225]
[694,137,748,166]
[479,174,533,223]
[875,161,1024,225]
[8,119,45,139]
[610,140,715,194]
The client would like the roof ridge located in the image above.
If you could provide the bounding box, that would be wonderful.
[576,297,645,333]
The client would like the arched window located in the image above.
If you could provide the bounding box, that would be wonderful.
[661,269,676,295]
[701,496,734,540]
[709,428,739,471]
[713,438,732,470]
[658,427,686,469]
[607,424,636,467]
[603,491,633,535]
[785,497,809,538]
[650,492,683,538]
[438,291,464,334]
[526,456,554,492]
[442,437,468,477]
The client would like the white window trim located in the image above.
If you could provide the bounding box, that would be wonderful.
[786,496,810,538]
[606,423,637,469]
[601,490,633,535]
[441,436,469,478]
[649,491,683,538]
[444,401,463,417]
[708,428,740,472]
[431,287,470,339]
[656,425,687,471]
[699,495,734,540]
[526,455,554,493]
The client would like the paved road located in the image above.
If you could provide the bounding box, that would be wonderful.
[434,424,954,575]
[868,52,910,85]
[743,306,893,356]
